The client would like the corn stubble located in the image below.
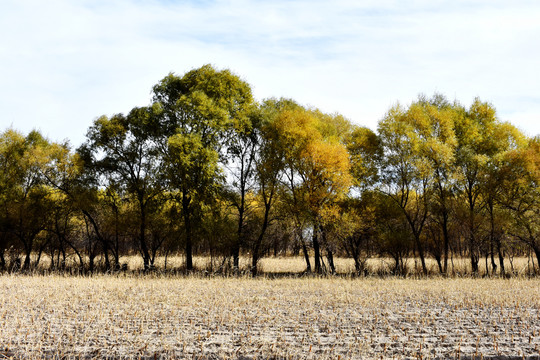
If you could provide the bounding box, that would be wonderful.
[0,276,539,359]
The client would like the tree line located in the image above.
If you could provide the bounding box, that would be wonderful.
[1,65,539,276]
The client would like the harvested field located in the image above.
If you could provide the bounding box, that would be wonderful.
[0,275,539,359]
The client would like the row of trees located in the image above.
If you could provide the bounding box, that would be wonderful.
[1,65,538,276]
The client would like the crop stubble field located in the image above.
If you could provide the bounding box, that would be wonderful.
[0,275,539,359]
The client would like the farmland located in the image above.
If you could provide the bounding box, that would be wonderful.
[1,274,539,359]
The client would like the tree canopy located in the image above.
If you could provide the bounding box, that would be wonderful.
[1,67,539,276]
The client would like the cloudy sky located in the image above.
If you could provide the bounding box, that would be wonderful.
[1,0,539,146]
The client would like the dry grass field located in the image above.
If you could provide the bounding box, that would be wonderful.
[120,255,538,277]
[18,253,538,277]
[0,275,539,359]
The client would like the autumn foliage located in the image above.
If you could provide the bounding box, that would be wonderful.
[0,65,538,276]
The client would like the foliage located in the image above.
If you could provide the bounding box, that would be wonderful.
[1,66,538,276]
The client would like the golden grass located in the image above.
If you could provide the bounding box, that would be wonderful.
[1,275,539,359]
[116,254,536,276]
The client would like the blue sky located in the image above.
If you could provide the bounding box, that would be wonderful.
[1,0,539,146]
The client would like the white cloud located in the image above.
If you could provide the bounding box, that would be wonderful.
[1,0,539,146]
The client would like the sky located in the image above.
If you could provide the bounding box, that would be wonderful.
[1,0,539,146]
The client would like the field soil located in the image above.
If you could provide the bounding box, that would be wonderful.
[0,275,539,359]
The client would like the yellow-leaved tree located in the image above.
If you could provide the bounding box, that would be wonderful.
[275,106,352,273]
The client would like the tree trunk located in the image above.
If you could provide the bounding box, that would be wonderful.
[489,202,497,275]
[468,217,479,274]
[392,253,401,275]
[353,256,361,273]
[442,212,449,274]
[233,190,245,272]
[23,244,32,270]
[313,228,321,273]
[114,208,120,270]
[497,239,505,275]
[60,247,67,270]
[351,241,362,274]
[102,240,111,271]
[533,245,540,274]
[435,254,443,274]
[326,248,335,275]
[184,216,193,271]
[139,206,151,271]
[182,191,194,271]
[470,250,479,274]
[251,251,259,277]
[435,171,450,275]
[89,254,95,273]
[0,250,5,270]
[468,200,479,274]
[232,242,240,272]
[75,249,84,269]
[301,235,311,273]
[414,234,427,275]
[49,248,55,270]
[251,200,272,277]
[490,245,497,275]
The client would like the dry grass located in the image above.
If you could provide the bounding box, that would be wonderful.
[116,255,536,277]
[19,253,537,277]
[0,275,539,359]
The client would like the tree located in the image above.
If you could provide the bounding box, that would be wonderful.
[344,126,382,273]
[275,106,352,273]
[0,130,62,270]
[499,137,540,271]
[0,129,28,269]
[410,94,458,274]
[224,108,261,271]
[248,102,287,276]
[165,132,222,270]
[81,106,165,270]
[11,131,52,269]
[377,102,434,275]
[301,139,352,273]
[72,150,125,271]
[453,98,525,274]
[153,65,254,271]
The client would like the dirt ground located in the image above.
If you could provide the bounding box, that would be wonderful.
[0,275,539,359]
